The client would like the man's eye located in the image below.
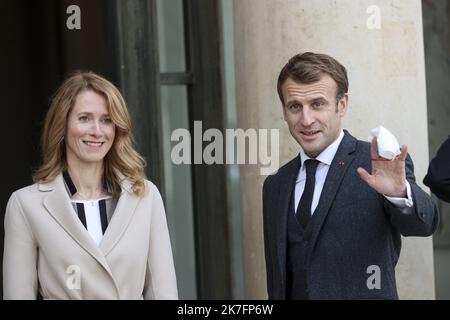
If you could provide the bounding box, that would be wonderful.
[289,104,300,109]
[313,101,325,108]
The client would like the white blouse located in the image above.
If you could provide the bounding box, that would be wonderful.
[71,197,112,246]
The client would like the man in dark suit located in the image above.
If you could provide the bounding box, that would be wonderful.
[424,136,450,202]
[263,52,439,299]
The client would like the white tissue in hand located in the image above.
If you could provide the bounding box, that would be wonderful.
[368,126,401,160]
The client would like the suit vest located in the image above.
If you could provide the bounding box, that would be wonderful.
[286,186,316,299]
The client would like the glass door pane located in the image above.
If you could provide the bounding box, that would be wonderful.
[157,0,186,72]
[160,85,197,299]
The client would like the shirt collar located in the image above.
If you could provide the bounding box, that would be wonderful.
[298,130,345,167]
[62,170,111,197]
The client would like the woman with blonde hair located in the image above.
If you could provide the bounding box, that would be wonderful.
[3,71,178,299]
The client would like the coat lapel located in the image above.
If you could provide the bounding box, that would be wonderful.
[40,174,114,276]
[99,179,140,256]
[41,174,141,273]
[306,131,358,257]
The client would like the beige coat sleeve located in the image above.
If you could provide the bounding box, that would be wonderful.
[143,184,178,300]
[3,193,38,299]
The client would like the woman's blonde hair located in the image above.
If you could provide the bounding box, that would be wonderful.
[33,71,146,197]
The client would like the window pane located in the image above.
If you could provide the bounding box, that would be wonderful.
[160,85,196,299]
[220,0,244,299]
[157,0,186,72]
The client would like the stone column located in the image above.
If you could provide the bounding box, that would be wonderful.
[234,0,435,299]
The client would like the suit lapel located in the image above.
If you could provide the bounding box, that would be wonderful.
[306,131,358,257]
[276,156,301,294]
[41,174,114,275]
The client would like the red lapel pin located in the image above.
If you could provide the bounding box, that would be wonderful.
[339,160,345,166]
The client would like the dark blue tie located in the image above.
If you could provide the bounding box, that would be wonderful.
[297,159,319,228]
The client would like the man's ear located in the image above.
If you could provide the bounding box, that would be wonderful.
[338,94,349,117]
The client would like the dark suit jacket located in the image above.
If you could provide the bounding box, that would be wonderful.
[424,135,450,202]
[262,130,438,299]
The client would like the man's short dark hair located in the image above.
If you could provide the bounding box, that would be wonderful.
[277,52,349,106]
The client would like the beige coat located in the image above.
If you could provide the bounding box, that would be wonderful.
[3,173,178,299]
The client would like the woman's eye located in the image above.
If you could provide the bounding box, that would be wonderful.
[102,118,112,124]
[79,116,89,122]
